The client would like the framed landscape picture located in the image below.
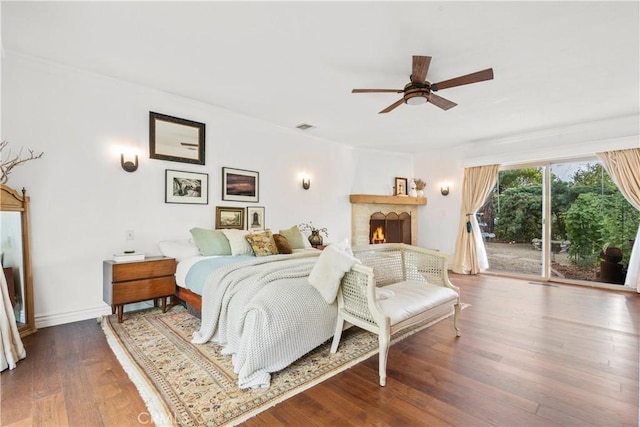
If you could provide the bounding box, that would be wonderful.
[215,206,245,229]
[165,169,208,204]
[150,111,205,165]
[222,167,259,202]
[247,206,265,232]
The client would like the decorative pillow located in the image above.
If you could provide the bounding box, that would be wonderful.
[245,230,279,257]
[279,225,306,250]
[189,228,232,256]
[221,229,254,256]
[272,233,292,254]
[157,239,200,261]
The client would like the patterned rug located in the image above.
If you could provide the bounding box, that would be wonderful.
[101,304,460,427]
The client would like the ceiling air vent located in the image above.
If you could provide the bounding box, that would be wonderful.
[296,123,315,131]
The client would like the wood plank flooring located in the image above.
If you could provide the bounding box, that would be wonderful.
[2,274,638,426]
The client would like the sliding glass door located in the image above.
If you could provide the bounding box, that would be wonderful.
[481,166,545,277]
[483,158,639,286]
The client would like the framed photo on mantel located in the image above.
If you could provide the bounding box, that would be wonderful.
[394,177,408,196]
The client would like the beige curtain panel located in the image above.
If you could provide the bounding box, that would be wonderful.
[597,148,640,292]
[1,270,26,371]
[452,164,500,275]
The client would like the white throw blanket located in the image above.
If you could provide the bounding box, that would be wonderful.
[1,269,26,371]
[308,245,360,303]
[192,251,338,388]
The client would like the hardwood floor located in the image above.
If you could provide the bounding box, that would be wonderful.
[2,274,638,426]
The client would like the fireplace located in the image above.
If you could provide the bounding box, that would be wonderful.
[369,212,412,244]
[349,194,426,247]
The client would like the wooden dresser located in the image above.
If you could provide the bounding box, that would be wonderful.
[103,256,176,323]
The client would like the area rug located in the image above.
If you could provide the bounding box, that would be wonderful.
[101,304,463,427]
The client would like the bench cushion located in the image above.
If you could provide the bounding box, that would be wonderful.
[378,280,458,326]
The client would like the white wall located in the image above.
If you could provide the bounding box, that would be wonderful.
[4,53,637,328]
[2,54,415,327]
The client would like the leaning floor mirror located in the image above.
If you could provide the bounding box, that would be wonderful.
[1,184,36,337]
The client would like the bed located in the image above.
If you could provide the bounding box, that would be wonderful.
[164,228,355,389]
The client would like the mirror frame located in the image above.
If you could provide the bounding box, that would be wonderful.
[0,184,36,337]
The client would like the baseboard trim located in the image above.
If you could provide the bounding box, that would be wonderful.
[36,305,113,329]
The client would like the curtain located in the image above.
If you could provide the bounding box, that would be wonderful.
[0,269,26,371]
[452,164,500,274]
[597,148,640,292]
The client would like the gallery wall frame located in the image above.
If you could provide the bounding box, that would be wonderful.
[247,206,265,232]
[165,170,209,204]
[222,167,259,202]
[150,111,205,165]
[215,206,245,229]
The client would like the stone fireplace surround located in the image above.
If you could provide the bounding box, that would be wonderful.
[349,194,427,246]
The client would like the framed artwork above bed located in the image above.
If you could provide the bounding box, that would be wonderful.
[247,206,265,232]
[216,206,245,229]
[165,169,208,204]
[149,112,205,165]
[222,167,259,202]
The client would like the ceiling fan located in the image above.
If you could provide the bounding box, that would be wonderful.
[352,55,494,113]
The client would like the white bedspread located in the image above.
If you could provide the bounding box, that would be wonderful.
[192,251,337,388]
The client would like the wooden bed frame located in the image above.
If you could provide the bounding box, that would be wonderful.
[175,286,202,311]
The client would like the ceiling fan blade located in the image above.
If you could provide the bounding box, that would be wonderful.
[411,56,432,83]
[352,89,403,93]
[431,68,494,91]
[428,93,457,110]
[378,98,405,114]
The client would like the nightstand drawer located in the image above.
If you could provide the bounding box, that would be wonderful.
[112,258,176,282]
[112,276,175,304]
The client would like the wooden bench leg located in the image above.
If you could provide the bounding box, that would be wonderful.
[330,316,345,354]
[453,303,462,337]
[378,328,390,387]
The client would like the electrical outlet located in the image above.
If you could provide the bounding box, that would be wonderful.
[126,230,135,240]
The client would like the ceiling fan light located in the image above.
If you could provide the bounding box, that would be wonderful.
[405,94,427,105]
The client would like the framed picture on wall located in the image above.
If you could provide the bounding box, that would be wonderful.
[150,111,205,165]
[394,177,408,196]
[215,206,245,229]
[222,167,259,202]
[247,206,265,232]
[165,169,208,204]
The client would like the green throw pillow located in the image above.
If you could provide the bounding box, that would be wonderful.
[189,228,232,256]
[279,225,306,249]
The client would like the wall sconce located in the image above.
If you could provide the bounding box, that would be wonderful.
[121,153,138,172]
[302,176,311,190]
[441,185,450,196]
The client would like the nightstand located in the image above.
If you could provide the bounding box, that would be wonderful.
[103,256,176,323]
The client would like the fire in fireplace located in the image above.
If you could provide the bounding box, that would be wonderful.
[369,212,411,244]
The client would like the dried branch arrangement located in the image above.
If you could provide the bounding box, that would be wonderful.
[0,140,44,184]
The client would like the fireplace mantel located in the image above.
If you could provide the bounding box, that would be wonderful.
[349,194,427,206]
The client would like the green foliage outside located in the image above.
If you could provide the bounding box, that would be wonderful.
[484,163,639,268]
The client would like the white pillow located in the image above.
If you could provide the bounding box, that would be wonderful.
[221,229,254,256]
[308,245,360,303]
[157,240,200,261]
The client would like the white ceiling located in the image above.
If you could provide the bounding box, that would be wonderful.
[3,1,639,153]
